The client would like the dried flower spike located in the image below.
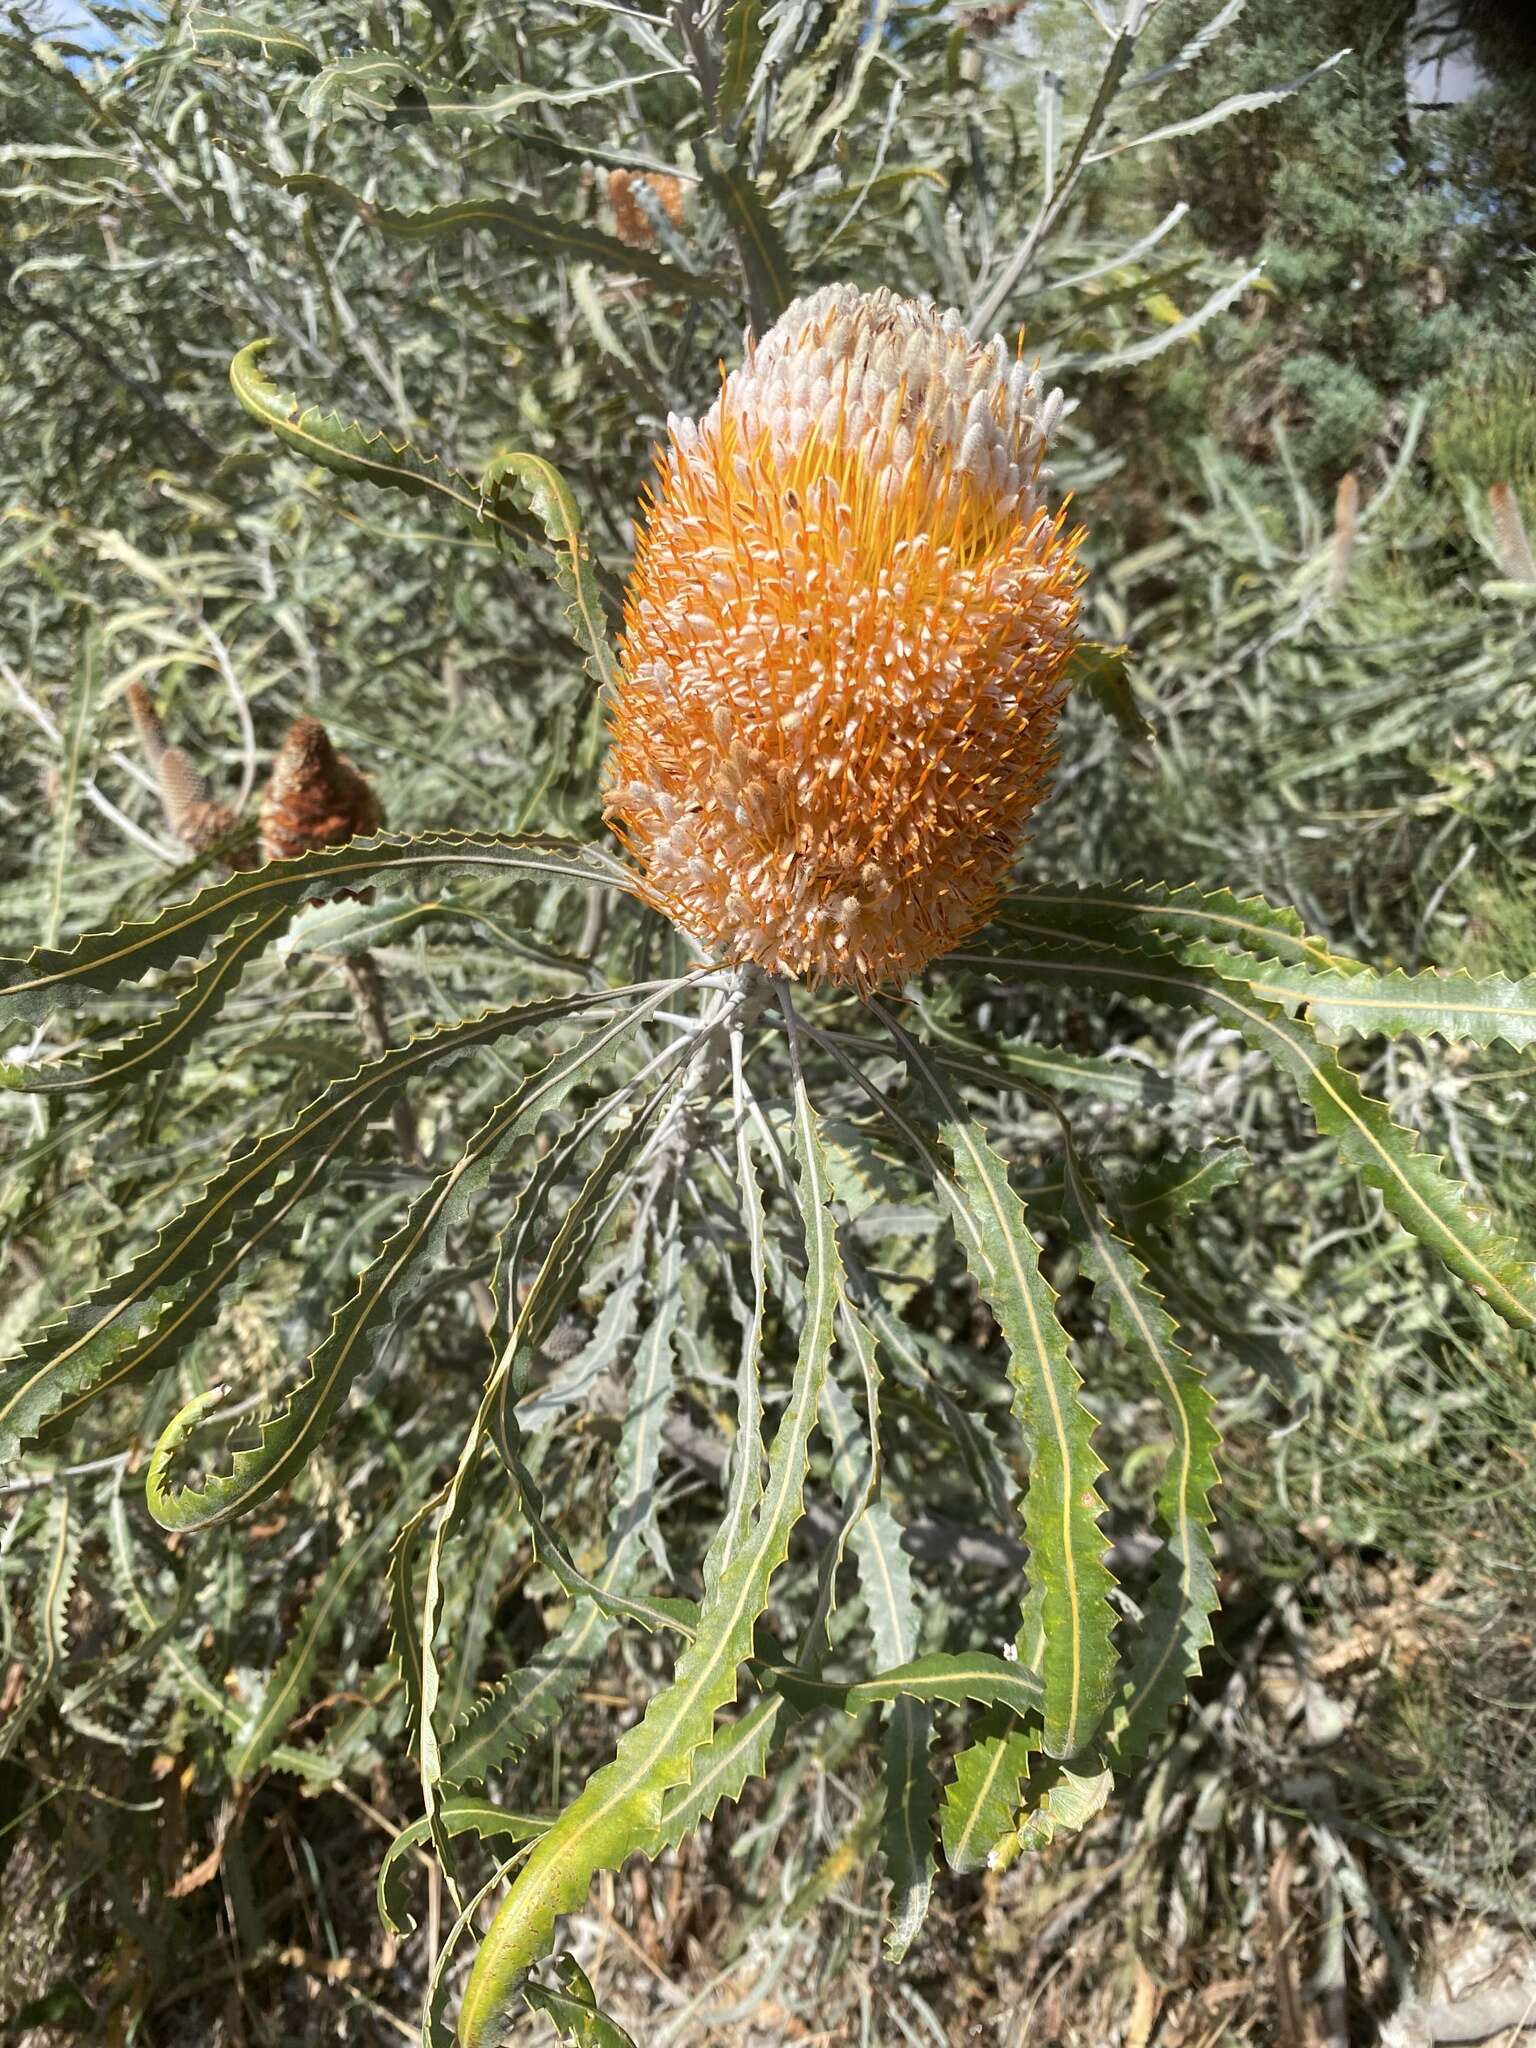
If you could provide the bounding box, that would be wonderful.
[124,681,254,867]
[603,284,1085,992]
[259,717,384,864]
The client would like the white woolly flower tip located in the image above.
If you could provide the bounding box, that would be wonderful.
[687,283,1062,534]
[605,284,1086,994]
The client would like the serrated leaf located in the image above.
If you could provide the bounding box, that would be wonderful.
[144,991,676,1531]
[44,626,97,950]
[299,51,672,126]
[378,1799,549,1937]
[700,1034,769,1593]
[879,1697,934,1961]
[1007,1762,1114,1856]
[955,935,1536,1330]
[187,9,322,70]
[230,340,535,543]
[523,1955,636,2048]
[821,1338,934,1960]
[3,906,292,1094]
[646,1695,783,1854]
[0,1486,80,1761]
[987,878,1356,975]
[479,449,617,701]
[0,829,616,1031]
[1118,1143,1250,1230]
[440,1267,662,1792]
[693,139,792,327]
[273,169,725,296]
[104,1497,337,1779]
[1038,1104,1219,1764]
[1084,52,1346,162]
[1067,640,1152,746]
[883,1015,1118,1760]
[716,0,765,127]
[1,988,609,1460]
[228,1509,400,1779]
[916,1012,1194,1110]
[1244,963,1536,1053]
[940,1709,1037,1874]
[454,1058,840,2043]
[769,1649,1044,1720]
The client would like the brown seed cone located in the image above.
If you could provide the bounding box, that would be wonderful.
[259,718,385,864]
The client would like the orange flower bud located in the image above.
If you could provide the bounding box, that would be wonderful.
[603,285,1085,992]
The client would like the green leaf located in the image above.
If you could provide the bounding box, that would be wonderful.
[988,878,1357,975]
[646,1695,783,1855]
[299,52,671,125]
[454,1051,841,2044]
[144,993,673,1530]
[479,449,617,701]
[0,829,617,1031]
[916,1013,1195,1110]
[1067,640,1152,746]
[1242,962,1536,1053]
[378,1799,549,1938]
[883,1015,1118,1760]
[227,1511,401,1781]
[2,906,292,1094]
[488,1183,697,1645]
[1003,1761,1114,1860]
[940,1709,1038,1874]
[104,1495,338,1780]
[523,1956,636,2048]
[1,988,610,1460]
[229,341,534,543]
[275,170,725,297]
[187,9,322,70]
[0,1486,80,1762]
[770,1649,1044,1720]
[955,935,1536,1329]
[1038,1103,1220,1764]
[693,139,792,328]
[1117,1143,1250,1230]
[823,1354,933,1961]
[879,1697,935,1961]
[715,0,765,128]
[439,1277,651,1788]
[700,1034,769,1593]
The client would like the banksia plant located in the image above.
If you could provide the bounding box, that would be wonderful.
[259,716,385,862]
[9,280,1536,2048]
[604,285,1082,991]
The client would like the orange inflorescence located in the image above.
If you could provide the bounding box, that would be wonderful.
[259,718,384,864]
[603,285,1085,992]
[608,169,687,249]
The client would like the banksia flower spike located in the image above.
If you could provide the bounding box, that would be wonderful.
[603,284,1085,993]
[259,717,384,864]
